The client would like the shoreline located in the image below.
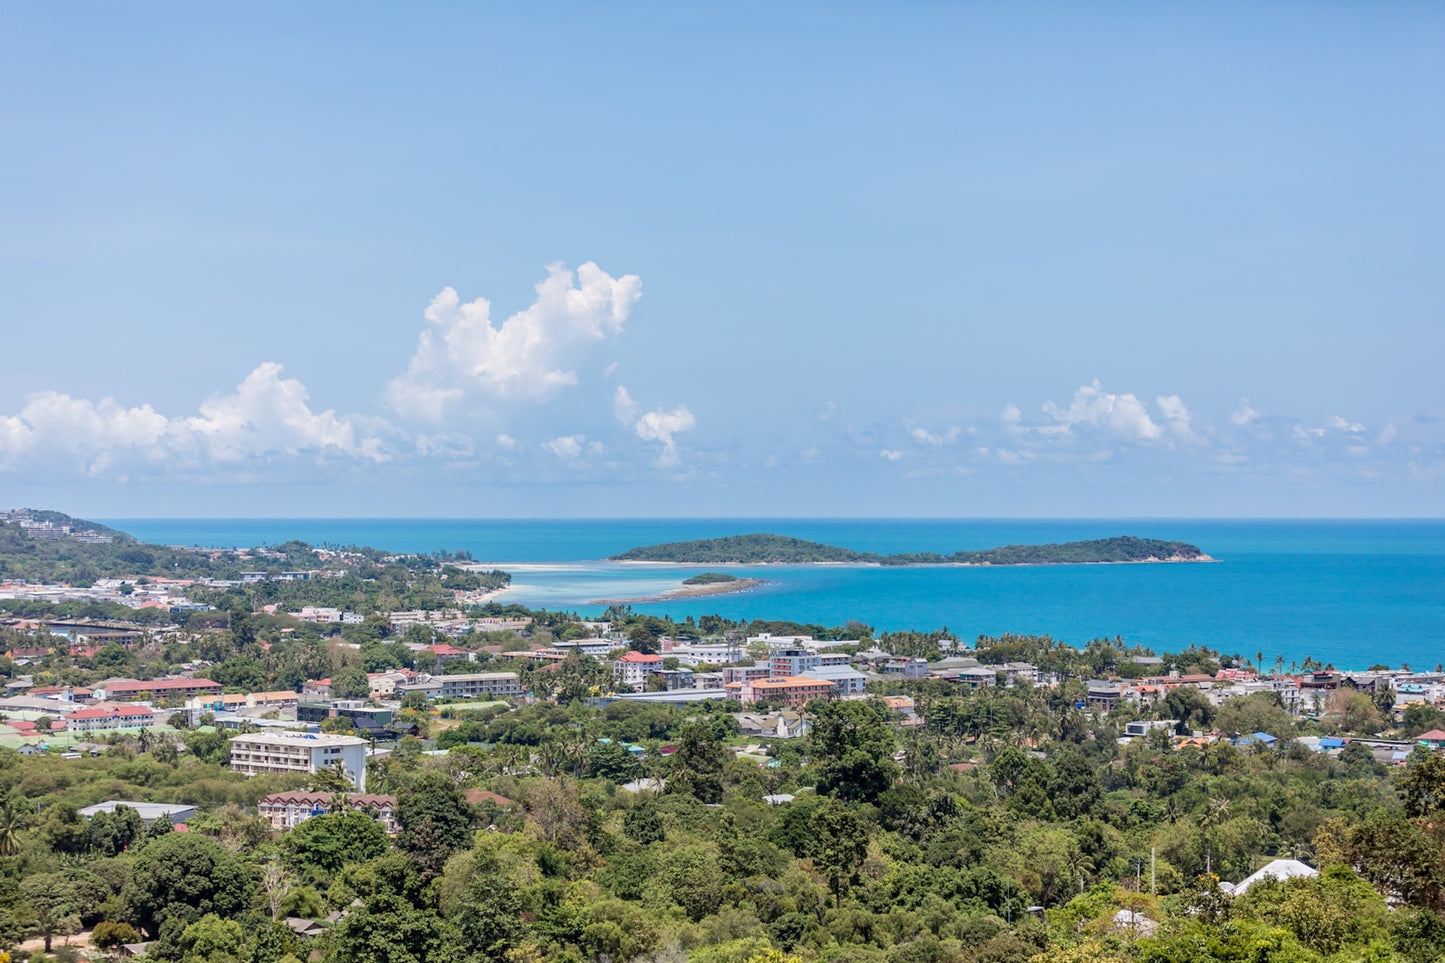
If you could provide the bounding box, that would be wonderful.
[590,576,765,605]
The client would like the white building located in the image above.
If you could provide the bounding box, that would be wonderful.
[396,672,523,701]
[229,732,368,790]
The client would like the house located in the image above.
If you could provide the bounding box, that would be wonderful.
[100,678,221,702]
[284,918,327,938]
[78,801,196,825]
[1416,729,1445,750]
[65,703,159,733]
[464,789,515,808]
[1224,859,1318,896]
[740,676,833,708]
[1235,732,1279,750]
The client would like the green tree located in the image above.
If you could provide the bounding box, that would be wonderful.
[809,801,870,906]
[331,665,371,700]
[285,810,390,877]
[669,723,727,804]
[807,698,899,803]
[1397,752,1445,818]
[19,873,79,952]
[123,832,254,936]
[179,912,244,963]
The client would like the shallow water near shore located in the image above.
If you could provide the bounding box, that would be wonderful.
[103,518,1445,671]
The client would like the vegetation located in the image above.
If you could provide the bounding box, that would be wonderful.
[682,573,742,585]
[612,534,1208,566]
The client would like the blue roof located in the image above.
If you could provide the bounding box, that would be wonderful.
[1236,732,1278,746]
[1319,737,1347,749]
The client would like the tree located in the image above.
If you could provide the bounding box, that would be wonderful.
[20,873,79,952]
[1397,752,1445,818]
[332,893,460,963]
[285,810,389,877]
[809,801,870,907]
[397,774,474,879]
[179,913,244,963]
[669,723,727,804]
[229,607,257,651]
[0,805,24,857]
[331,665,371,700]
[807,698,899,803]
[123,832,254,936]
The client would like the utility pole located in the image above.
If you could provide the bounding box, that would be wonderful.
[1151,846,1156,897]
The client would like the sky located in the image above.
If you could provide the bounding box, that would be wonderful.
[1,2,1443,518]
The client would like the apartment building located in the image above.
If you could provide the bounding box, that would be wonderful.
[395,672,523,701]
[257,790,398,834]
[612,651,664,687]
[741,676,834,707]
[229,732,368,790]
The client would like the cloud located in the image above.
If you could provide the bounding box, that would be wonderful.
[613,386,638,424]
[1156,395,1195,440]
[0,363,387,475]
[634,405,696,467]
[1328,415,1365,433]
[386,261,642,418]
[1040,380,1163,442]
[1229,398,1260,427]
[1001,404,1022,426]
[495,433,518,450]
[880,448,903,461]
[545,435,586,459]
[909,424,961,446]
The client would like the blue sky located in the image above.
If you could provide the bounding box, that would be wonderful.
[1,3,1442,517]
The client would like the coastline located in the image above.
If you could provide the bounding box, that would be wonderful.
[590,576,765,605]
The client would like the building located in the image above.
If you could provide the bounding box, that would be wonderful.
[396,672,523,701]
[664,641,744,666]
[551,639,627,659]
[101,678,221,701]
[799,665,868,696]
[612,651,664,688]
[770,648,822,678]
[78,801,195,825]
[297,700,395,728]
[229,732,368,790]
[257,790,398,833]
[65,704,159,733]
[741,676,834,707]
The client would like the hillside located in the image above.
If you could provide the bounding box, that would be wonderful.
[611,533,1209,566]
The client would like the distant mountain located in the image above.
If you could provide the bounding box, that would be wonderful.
[610,533,1210,566]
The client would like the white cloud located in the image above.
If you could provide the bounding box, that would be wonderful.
[545,434,586,460]
[1001,404,1022,425]
[495,433,518,450]
[613,386,638,424]
[1229,398,1260,427]
[634,405,696,467]
[880,448,903,461]
[386,261,642,418]
[1041,381,1163,442]
[0,363,387,474]
[910,425,961,446]
[1377,424,1398,446]
[1156,394,1194,439]
[1328,415,1365,433]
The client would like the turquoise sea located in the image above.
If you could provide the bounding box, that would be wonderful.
[101,519,1445,672]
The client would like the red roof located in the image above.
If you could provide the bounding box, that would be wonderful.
[615,651,663,664]
[464,789,515,807]
[1417,729,1445,741]
[67,705,155,720]
[106,678,219,694]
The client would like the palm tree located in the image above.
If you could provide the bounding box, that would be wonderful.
[0,805,24,858]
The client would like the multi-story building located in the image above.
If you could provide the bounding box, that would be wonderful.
[395,672,523,701]
[741,676,834,708]
[552,639,628,659]
[799,665,868,696]
[770,648,822,678]
[64,704,159,733]
[612,651,664,688]
[229,732,368,790]
[101,678,221,702]
[257,790,398,833]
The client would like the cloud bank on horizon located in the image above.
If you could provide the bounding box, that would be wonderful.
[0,260,1436,507]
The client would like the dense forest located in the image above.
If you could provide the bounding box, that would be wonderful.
[611,535,1207,566]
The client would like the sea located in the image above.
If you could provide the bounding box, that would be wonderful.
[100,518,1445,672]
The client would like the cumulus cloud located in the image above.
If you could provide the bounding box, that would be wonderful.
[880,448,903,461]
[634,405,696,467]
[1329,415,1365,433]
[1229,398,1260,427]
[0,363,387,475]
[386,261,642,418]
[545,435,586,459]
[1041,381,1163,442]
[1156,395,1195,439]
[495,433,518,450]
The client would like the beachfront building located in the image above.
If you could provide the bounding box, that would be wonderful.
[229,732,368,790]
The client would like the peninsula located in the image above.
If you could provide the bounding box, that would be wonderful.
[610,533,1212,565]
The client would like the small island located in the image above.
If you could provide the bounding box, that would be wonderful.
[611,533,1212,566]
[592,571,765,604]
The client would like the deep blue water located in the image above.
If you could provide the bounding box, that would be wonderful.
[100,519,1445,671]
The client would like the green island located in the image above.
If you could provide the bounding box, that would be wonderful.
[612,533,1211,566]
[681,572,743,585]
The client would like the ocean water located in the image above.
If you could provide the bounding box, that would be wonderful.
[101,518,1445,671]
